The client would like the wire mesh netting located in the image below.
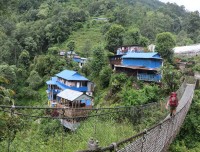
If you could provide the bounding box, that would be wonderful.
[0,79,195,152]
[0,101,168,152]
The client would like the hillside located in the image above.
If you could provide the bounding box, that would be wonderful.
[1,0,200,151]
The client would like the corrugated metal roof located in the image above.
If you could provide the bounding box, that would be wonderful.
[122,52,162,59]
[57,89,83,101]
[173,43,200,54]
[56,70,88,81]
[46,77,57,85]
[67,73,89,81]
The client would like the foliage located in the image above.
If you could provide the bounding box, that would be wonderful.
[87,45,107,78]
[99,66,112,88]
[170,89,200,151]
[17,87,40,99]
[155,32,176,63]
[162,63,182,93]
[1,0,200,151]
[120,83,161,106]
[192,56,200,72]
[109,73,128,94]
[120,87,147,105]
[33,55,66,77]
[0,77,15,105]
[176,30,194,46]
[67,40,75,51]
[0,64,16,88]
[47,47,59,55]
[18,50,30,69]
[123,28,141,45]
[26,70,43,90]
[183,11,200,42]
[105,24,125,52]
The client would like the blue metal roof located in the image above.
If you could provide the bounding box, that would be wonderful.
[67,73,89,81]
[122,52,162,59]
[73,58,81,63]
[56,70,89,81]
[46,77,57,85]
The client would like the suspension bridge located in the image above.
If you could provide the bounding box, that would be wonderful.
[0,77,198,152]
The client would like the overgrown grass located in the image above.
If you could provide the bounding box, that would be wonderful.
[3,117,135,152]
[0,83,169,152]
[56,21,106,56]
[0,101,168,152]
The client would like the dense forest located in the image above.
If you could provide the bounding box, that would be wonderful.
[1,0,200,151]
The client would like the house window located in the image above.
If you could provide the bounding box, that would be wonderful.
[81,81,87,87]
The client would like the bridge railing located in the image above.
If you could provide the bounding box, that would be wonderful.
[78,79,196,152]
[0,78,195,152]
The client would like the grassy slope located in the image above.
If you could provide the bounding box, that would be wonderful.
[56,20,106,56]
[0,84,167,151]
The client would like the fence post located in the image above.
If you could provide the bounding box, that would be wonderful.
[88,138,100,151]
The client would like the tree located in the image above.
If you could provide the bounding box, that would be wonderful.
[0,76,15,105]
[67,40,75,51]
[47,47,59,55]
[105,24,125,53]
[176,30,194,46]
[110,73,128,94]
[140,11,174,41]
[99,66,112,88]
[26,70,43,90]
[18,50,30,69]
[24,37,38,58]
[123,28,141,45]
[183,11,200,41]
[139,36,149,47]
[34,55,66,77]
[162,63,182,93]
[113,8,131,26]
[88,45,107,78]
[155,32,176,63]
[37,3,49,19]
[0,30,12,64]
[0,65,16,87]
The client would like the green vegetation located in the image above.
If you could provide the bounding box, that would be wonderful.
[1,0,200,151]
[156,32,176,63]
[170,89,200,152]
[169,57,200,151]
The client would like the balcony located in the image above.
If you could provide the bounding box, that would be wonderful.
[137,73,161,82]
[47,88,61,94]
[56,81,88,92]
[56,103,92,118]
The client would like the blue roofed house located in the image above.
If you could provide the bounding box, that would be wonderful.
[46,70,94,130]
[73,56,87,68]
[109,45,145,69]
[46,69,94,103]
[114,52,163,82]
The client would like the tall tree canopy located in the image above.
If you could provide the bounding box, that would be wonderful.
[105,24,125,53]
[155,32,176,63]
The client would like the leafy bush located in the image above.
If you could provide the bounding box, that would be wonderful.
[26,70,43,90]
[18,87,40,99]
[99,66,112,88]
[109,73,128,94]
[119,87,147,105]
